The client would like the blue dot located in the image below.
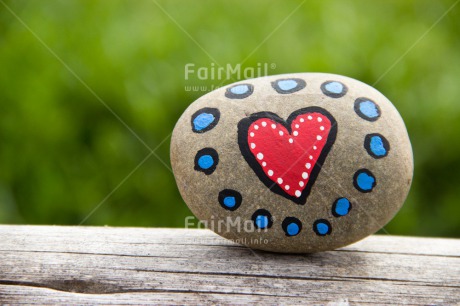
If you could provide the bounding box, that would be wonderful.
[191,108,220,133]
[370,136,386,156]
[325,82,343,94]
[226,84,254,99]
[282,217,302,236]
[272,78,306,94]
[197,155,214,169]
[357,172,375,190]
[316,222,329,235]
[313,219,332,236]
[355,98,381,121]
[193,113,215,131]
[255,215,269,229]
[334,198,351,216]
[223,196,236,208]
[278,79,298,91]
[286,223,300,236]
[218,189,242,211]
[360,101,379,118]
[252,210,272,229]
[321,81,347,98]
[194,148,218,175]
[230,85,250,95]
[354,169,376,192]
[364,133,390,159]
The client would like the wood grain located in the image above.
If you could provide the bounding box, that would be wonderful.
[0,226,458,305]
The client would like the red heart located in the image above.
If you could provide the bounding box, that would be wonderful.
[238,107,337,204]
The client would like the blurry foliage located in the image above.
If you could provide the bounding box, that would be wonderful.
[0,0,459,237]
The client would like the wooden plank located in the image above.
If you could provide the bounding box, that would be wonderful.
[0,226,459,305]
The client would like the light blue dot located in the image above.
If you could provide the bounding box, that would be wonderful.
[359,101,380,118]
[193,113,215,131]
[370,136,387,156]
[255,215,269,229]
[316,223,329,235]
[197,155,214,169]
[325,82,343,94]
[287,223,300,236]
[357,172,375,191]
[223,196,236,208]
[335,198,351,216]
[278,80,298,91]
[230,85,249,95]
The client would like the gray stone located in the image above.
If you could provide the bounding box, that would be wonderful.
[171,73,413,253]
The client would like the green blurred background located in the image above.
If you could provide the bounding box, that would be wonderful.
[0,0,459,237]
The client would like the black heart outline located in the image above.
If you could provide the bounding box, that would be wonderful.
[237,106,337,205]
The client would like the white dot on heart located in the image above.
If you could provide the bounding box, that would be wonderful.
[302,172,308,179]
[318,117,323,122]
[295,124,299,128]
[279,130,284,136]
[309,155,313,160]
[293,131,299,136]
[317,135,322,140]
[277,178,283,184]
[250,132,255,137]
[320,126,325,131]
[262,162,267,167]
[308,115,312,120]
[289,138,293,143]
[306,163,311,169]
[313,146,317,150]
[295,190,301,197]
[300,118,304,122]
[268,170,274,176]
[254,125,259,130]
[250,143,256,149]
[271,124,276,129]
[299,181,304,187]
[257,153,264,160]
[285,185,290,190]
[262,121,267,127]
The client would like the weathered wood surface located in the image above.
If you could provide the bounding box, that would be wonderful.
[0,226,459,305]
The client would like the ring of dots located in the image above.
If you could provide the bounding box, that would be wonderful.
[190,78,390,239]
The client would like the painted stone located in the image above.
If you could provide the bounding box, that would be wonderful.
[171,73,413,253]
